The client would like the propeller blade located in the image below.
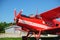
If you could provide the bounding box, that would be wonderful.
[19,9,23,15]
[14,9,17,17]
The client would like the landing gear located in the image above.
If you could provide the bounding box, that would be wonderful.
[22,31,35,40]
[27,31,41,40]
[34,31,41,40]
[22,31,41,40]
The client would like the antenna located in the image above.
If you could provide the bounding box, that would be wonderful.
[36,8,38,15]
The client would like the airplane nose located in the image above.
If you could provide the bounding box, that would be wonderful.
[14,18,19,23]
[16,19,19,23]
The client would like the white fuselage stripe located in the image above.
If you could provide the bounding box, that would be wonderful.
[18,19,50,29]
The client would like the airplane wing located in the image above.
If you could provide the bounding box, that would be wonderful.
[40,7,60,26]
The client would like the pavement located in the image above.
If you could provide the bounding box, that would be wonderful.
[0,33,22,38]
[0,33,58,38]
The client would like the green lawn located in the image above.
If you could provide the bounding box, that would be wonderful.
[0,38,22,40]
[0,37,35,40]
[0,37,58,40]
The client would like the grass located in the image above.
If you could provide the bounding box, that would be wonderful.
[0,37,35,40]
[0,37,59,40]
[0,38,22,40]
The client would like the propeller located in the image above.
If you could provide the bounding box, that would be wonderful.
[14,9,27,27]
[19,9,23,15]
[14,9,17,24]
[14,9,23,23]
[18,9,26,24]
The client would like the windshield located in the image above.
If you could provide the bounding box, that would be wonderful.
[56,18,60,21]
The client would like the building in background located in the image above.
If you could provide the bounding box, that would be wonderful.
[5,25,21,34]
[5,25,27,36]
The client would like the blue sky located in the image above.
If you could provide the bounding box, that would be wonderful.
[0,0,60,23]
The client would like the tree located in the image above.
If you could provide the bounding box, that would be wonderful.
[0,22,10,33]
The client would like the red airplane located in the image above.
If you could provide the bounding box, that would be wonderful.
[14,7,60,40]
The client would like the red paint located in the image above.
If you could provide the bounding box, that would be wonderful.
[14,6,60,36]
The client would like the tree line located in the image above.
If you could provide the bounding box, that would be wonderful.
[0,22,15,33]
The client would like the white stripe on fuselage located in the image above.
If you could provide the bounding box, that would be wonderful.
[18,19,50,29]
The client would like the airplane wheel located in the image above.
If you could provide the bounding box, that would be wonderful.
[22,36,28,40]
[58,35,60,39]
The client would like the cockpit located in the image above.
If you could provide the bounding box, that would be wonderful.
[21,14,30,18]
